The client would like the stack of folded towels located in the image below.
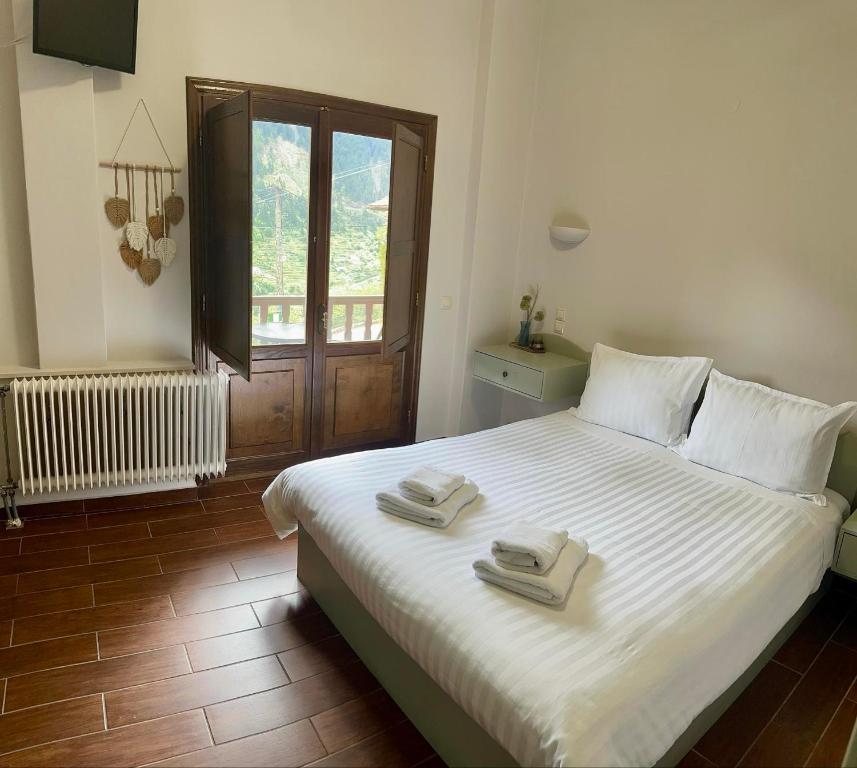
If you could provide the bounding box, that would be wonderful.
[473,521,589,606]
[375,466,479,528]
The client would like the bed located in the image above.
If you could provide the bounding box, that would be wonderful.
[262,409,853,767]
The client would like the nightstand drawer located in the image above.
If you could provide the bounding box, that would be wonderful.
[474,351,543,399]
[836,533,857,580]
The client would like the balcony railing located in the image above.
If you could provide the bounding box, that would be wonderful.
[252,295,383,344]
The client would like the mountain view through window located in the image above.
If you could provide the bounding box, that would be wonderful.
[251,121,391,345]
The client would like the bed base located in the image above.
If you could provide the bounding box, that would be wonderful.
[297,526,828,768]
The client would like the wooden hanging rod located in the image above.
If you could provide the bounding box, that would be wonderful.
[99,162,182,173]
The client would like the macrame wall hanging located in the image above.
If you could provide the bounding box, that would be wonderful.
[101,98,185,287]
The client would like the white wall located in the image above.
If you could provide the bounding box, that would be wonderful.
[5,0,491,440]
[0,1,37,368]
[13,6,107,369]
[499,0,857,425]
[450,0,545,435]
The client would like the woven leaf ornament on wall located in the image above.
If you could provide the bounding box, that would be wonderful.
[119,240,142,269]
[164,168,184,225]
[125,221,148,252]
[147,214,165,240]
[104,165,130,227]
[154,237,177,267]
[137,256,161,285]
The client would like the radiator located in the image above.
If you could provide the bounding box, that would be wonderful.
[10,371,228,495]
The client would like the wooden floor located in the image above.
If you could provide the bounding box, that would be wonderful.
[0,482,854,768]
[0,480,438,767]
[681,577,857,768]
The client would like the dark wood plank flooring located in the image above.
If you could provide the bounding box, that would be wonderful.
[3,483,856,767]
[681,583,857,767]
[0,481,436,767]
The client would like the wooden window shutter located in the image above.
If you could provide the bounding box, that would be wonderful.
[382,123,424,358]
[204,90,252,381]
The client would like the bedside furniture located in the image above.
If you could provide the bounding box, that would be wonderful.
[834,510,857,580]
[473,344,588,402]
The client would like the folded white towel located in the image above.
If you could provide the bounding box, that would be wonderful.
[398,466,466,506]
[473,537,589,606]
[377,480,479,527]
[490,521,569,574]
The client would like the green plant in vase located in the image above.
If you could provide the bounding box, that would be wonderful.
[518,286,544,347]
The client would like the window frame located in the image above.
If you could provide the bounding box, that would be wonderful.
[185,77,437,445]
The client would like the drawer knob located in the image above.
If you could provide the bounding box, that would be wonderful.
[502,370,509,378]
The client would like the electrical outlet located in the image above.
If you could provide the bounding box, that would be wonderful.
[556,308,567,322]
[554,320,565,335]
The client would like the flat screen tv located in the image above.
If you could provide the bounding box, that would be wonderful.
[33,0,139,74]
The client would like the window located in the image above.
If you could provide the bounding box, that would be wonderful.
[327,132,392,343]
[251,121,311,346]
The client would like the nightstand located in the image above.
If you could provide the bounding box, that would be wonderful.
[834,510,857,581]
[473,344,588,402]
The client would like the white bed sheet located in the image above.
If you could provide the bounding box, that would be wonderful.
[262,410,842,767]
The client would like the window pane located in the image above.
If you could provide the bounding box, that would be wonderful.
[252,120,311,346]
[328,131,391,343]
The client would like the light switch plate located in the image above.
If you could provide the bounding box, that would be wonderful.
[440,296,452,310]
[553,320,565,335]
[556,308,567,322]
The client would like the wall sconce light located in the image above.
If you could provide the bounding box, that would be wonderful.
[549,217,589,249]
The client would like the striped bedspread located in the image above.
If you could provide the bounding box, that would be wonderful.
[262,410,840,767]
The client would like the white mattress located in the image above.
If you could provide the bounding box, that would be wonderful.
[262,410,843,767]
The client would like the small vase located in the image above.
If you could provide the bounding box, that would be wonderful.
[517,320,531,347]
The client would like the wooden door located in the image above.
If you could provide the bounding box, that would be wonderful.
[201,95,320,474]
[204,91,252,380]
[383,124,423,358]
[321,354,403,451]
[219,357,309,470]
[312,113,423,457]
[188,78,436,476]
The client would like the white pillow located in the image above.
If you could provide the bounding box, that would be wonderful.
[678,369,857,501]
[825,487,852,519]
[576,343,713,446]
